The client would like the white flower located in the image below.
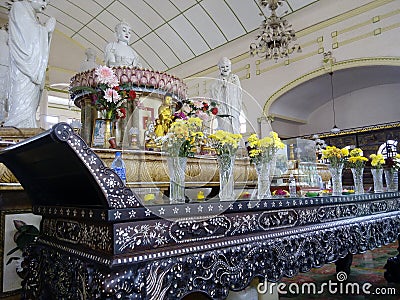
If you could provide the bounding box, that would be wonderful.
[95,66,118,86]
[104,88,121,103]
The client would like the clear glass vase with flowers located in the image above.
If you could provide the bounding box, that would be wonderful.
[208,130,242,201]
[157,117,204,203]
[346,148,368,194]
[322,146,349,196]
[369,153,385,193]
[384,153,400,192]
[247,131,285,199]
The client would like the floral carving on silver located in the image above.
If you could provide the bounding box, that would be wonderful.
[230,214,260,235]
[259,210,298,230]
[115,222,169,252]
[169,216,231,243]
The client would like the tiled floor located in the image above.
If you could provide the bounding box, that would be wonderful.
[184,241,400,300]
[279,241,400,300]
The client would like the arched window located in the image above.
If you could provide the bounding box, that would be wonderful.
[377,140,398,158]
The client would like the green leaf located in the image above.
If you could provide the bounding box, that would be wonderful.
[6,256,20,265]
[7,246,19,256]
[70,86,98,94]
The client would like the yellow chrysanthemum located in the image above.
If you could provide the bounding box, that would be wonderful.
[370,153,385,168]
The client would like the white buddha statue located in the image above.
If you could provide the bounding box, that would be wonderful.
[104,20,141,68]
[79,47,98,72]
[0,27,9,123]
[210,57,243,134]
[4,0,56,128]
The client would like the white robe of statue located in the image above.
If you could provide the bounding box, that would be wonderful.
[104,21,141,68]
[0,28,9,123]
[210,57,242,134]
[79,47,98,72]
[4,0,55,128]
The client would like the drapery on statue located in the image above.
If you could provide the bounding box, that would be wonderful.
[79,47,98,72]
[0,27,9,123]
[4,0,56,128]
[210,57,243,134]
[104,20,141,68]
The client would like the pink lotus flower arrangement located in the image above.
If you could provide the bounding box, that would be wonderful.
[93,66,137,121]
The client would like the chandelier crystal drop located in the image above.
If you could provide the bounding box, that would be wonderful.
[250,0,300,62]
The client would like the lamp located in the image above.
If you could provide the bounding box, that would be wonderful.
[329,72,340,133]
[250,0,300,61]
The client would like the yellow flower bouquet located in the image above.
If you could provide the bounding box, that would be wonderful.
[369,153,385,169]
[369,153,385,193]
[247,131,285,164]
[208,130,242,201]
[157,117,204,157]
[247,131,285,199]
[321,146,349,167]
[346,148,368,194]
[157,117,204,203]
[322,146,349,196]
[347,148,368,169]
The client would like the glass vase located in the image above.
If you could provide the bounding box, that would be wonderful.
[217,154,235,201]
[328,162,344,196]
[254,159,273,199]
[384,168,399,192]
[371,168,384,193]
[167,156,187,203]
[351,167,364,195]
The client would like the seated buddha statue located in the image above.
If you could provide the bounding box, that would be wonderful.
[155,93,174,137]
[104,20,141,68]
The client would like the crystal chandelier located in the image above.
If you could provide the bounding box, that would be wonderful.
[250,0,300,61]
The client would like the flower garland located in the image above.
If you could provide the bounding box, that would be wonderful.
[175,98,218,121]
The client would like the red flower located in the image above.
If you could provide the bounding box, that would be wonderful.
[211,107,218,115]
[116,107,127,119]
[113,86,120,91]
[128,90,137,100]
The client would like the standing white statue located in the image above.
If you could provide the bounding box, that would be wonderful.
[4,0,56,128]
[79,47,98,72]
[0,27,9,123]
[210,57,243,134]
[104,20,141,68]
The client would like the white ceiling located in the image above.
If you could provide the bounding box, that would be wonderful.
[0,0,318,71]
[270,65,400,122]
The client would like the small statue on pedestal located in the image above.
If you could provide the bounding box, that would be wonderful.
[144,121,157,150]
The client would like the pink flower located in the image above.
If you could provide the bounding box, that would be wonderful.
[95,66,118,86]
[182,103,192,114]
[193,100,204,109]
[104,88,121,103]
[196,110,209,121]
